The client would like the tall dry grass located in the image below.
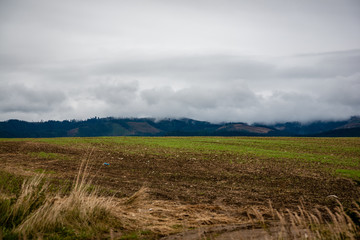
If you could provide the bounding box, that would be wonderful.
[248,200,360,239]
[0,152,118,239]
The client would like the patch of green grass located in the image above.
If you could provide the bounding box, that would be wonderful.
[0,170,23,196]
[28,151,71,161]
[0,174,48,232]
[0,138,29,142]
[336,169,360,181]
[171,224,184,229]
[119,230,157,240]
[29,152,60,159]
[120,232,139,239]
[34,169,56,174]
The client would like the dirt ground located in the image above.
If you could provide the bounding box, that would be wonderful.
[0,139,359,239]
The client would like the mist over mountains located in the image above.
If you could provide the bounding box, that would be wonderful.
[1,116,359,138]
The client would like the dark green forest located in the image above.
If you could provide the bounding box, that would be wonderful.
[1,116,359,138]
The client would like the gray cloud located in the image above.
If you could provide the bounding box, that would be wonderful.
[141,84,258,109]
[96,55,276,82]
[0,0,359,123]
[279,49,360,79]
[0,84,66,113]
[319,74,360,107]
[91,80,139,105]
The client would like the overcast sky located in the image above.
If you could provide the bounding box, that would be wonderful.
[1,0,359,123]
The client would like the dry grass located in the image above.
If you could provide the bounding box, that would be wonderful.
[16,163,115,238]
[2,174,360,240]
[246,200,360,240]
[0,151,118,239]
[163,201,360,239]
[113,186,243,235]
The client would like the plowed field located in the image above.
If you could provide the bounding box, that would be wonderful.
[1,137,359,239]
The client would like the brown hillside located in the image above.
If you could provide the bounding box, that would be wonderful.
[216,124,272,134]
[127,122,162,134]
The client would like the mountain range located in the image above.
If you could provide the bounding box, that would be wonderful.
[0,116,360,138]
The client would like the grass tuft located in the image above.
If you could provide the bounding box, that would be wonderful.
[0,152,118,239]
[336,169,360,182]
[248,200,360,239]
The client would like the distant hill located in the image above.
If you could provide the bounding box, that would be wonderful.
[0,116,359,138]
[312,127,360,137]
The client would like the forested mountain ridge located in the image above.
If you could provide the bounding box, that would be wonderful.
[0,116,359,138]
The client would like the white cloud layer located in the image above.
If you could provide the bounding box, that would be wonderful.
[0,0,359,123]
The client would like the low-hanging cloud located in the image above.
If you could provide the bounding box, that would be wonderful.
[318,74,360,107]
[141,84,258,110]
[95,55,276,82]
[278,50,360,79]
[91,79,139,105]
[0,84,66,113]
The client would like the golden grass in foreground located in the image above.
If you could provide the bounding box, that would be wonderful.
[245,200,360,240]
[0,153,119,239]
[159,200,360,239]
[15,162,116,238]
